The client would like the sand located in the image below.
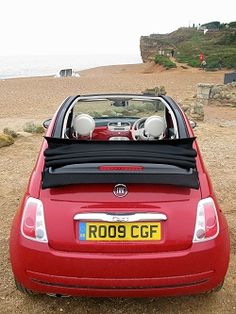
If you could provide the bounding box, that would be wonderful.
[0,62,228,130]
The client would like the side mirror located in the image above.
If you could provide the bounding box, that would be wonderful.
[43,118,52,129]
[190,120,197,129]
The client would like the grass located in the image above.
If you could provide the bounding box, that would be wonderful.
[3,128,18,138]
[174,29,236,69]
[154,55,177,69]
[23,122,44,134]
[0,133,14,148]
[147,28,236,69]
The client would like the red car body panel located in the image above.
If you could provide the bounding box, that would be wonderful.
[10,218,230,297]
[9,95,230,297]
[93,126,132,140]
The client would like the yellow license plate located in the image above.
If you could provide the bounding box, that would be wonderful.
[79,222,161,241]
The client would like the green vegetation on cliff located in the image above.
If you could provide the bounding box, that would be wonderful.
[141,23,236,69]
[174,28,236,69]
[154,55,176,69]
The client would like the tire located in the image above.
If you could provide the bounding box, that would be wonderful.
[14,278,35,295]
[206,281,224,294]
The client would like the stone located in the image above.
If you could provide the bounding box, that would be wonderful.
[0,133,14,148]
[197,83,214,100]
[143,86,167,96]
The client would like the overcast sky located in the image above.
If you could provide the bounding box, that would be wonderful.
[0,0,235,56]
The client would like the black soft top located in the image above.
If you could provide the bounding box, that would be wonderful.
[42,137,199,189]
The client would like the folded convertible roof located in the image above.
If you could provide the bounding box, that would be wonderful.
[42,137,199,189]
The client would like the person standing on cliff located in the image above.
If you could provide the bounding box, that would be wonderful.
[199,52,205,63]
[199,52,206,69]
[171,49,175,57]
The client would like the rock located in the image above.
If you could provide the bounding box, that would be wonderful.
[179,97,204,122]
[3,128,18,138]
[143,86,166,96]
[210,85,224,98]
[0,133,14,148]
[23,122,44,134]
[197,83,214,100]
[140,35,174,62]
[181,104,191,113]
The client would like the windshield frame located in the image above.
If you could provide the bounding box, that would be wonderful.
[61,95,180,139]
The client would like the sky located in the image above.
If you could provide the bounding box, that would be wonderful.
[0,0,235,56]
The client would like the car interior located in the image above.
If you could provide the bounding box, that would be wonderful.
[61,97,179,141]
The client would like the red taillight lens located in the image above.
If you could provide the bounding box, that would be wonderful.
[22,202,37,237]
[193,197,219,243]
[21,197,48,243]
[204,204,218,238]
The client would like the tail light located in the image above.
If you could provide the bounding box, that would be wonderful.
[193,197,219,243]
[21,197,48,243]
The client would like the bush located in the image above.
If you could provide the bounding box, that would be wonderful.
[0,133,14,148]
[229,21,236,28]
[101,110,118,117]
[154,55,177,69]
[23,122,44,134]
[3,127,18,138]
[87,111,103,118]
[186,59,200,67]
[223,53,236,68]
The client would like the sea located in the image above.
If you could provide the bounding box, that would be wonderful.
[0,54,142,80]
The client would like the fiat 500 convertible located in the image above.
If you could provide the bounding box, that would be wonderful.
[10,93,230,297]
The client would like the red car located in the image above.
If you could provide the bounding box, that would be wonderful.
[10,94,230,297]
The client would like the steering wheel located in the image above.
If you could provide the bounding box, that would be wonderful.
[131,117,148,140]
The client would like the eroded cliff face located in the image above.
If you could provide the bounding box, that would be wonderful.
[140,28,196,62]
[140,34,175,62]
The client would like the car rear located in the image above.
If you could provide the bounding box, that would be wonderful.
[9,94,230,297]
[10,181,230,297]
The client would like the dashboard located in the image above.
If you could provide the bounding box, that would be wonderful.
[92,120,134,140]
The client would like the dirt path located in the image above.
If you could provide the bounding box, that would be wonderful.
[0,64,236,313]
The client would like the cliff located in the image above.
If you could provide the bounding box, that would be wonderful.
[140,26,236,69]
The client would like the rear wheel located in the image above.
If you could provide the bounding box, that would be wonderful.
[14,279,35,295]
[206,281,224,294]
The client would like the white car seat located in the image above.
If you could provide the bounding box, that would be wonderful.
[73,114,95,138]
[144,116,166,139]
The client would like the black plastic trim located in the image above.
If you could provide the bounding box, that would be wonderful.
[162,96,189,138]
[31,278,208,290]
[52,95,79,138]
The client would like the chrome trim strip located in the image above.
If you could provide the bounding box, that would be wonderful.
[74,213,167,222]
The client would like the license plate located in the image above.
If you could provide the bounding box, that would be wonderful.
[79,222,161,241]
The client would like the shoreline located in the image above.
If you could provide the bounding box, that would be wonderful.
[0,62,230,128]
[0,62,145,81]
[0,61,230,82]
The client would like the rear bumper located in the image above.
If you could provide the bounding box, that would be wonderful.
[10,229,230,297]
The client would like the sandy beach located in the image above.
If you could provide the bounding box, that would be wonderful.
[0,63,236,313]
[0,62,228,130]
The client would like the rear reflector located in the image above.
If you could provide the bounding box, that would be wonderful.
[193,197,219,243]
[99,166,144,171]
[21,197,48,243]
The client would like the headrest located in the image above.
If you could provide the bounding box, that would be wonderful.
[73,114,95,136]
[144,116,165,138]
